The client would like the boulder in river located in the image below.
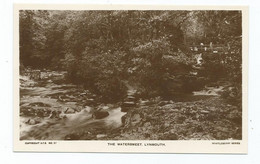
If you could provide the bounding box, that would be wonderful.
[92,109,109,119]
[49,110,59,118]
[82,106,92,113]
[125,96,136,102]
[122,101,136,108]
[121,101,136,112]
[65,108,76,114]
[26,117,41,125]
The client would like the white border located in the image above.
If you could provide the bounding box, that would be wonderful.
[13,4,248,154]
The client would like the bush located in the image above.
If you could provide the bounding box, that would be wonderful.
[129,38,196,98]
[95,77,127,102]
[65,50,128,103]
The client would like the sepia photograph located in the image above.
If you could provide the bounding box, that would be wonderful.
[13,4,248,153]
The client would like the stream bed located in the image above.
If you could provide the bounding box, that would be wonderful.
[19,69,239,140]
[20,70,126,140]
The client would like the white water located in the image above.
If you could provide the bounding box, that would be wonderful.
[193,86,224,96]
[20,71,126,140]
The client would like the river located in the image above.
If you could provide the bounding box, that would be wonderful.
[20,70,126,140]
[20,69,224,140]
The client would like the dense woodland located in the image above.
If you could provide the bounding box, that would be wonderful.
[19,10,243,140]
[20,10,242,103]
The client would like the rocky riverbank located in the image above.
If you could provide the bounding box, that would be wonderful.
[117,97,241,140]
[19,69,242,140]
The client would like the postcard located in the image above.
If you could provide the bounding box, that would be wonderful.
[13,4,248,153]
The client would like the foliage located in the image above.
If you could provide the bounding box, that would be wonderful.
[187,11,243,106]
[19,10,242,103]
